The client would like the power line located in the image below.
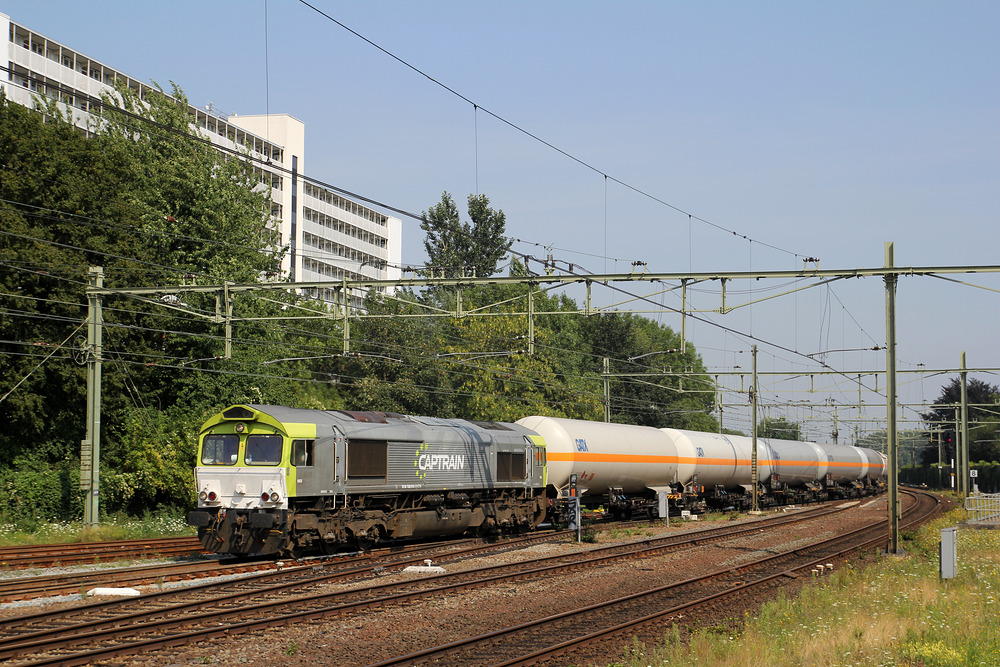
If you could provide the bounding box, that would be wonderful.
[295,0,812,261]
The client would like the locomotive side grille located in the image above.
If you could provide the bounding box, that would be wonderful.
[348,439,388,479]
[497,451,526,481]
[335,410,411,424]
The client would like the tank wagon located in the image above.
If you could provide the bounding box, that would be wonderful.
[187,405,547,556]
[516,416,887,516]
[516,416,681,502]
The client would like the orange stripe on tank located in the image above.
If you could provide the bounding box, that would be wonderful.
[546,453,678,464]
[548,453,864,469]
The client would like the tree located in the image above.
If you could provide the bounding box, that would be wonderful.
[858,430,931,468]
[420,192,512,280]
[343,289,456,417]
[0,84,299,517]
[921,376,1000,464]
[441,304,602,423]
[0,91,141,466]
[757,416,803,441]
[582,312,717,430]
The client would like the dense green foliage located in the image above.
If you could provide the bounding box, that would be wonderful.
[419,191,512,279]
[921,376,1000,465]
[0,87,297,521]
[0,89,718,527]
[757,416,803,441]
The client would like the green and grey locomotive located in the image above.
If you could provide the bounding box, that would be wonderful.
[187,404,548,556]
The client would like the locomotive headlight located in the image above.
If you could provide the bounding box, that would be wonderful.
[199,491,208,501]
[269,492,280,502]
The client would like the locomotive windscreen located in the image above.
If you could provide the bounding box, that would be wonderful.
[202,434,238,465]
[245,435,282,465]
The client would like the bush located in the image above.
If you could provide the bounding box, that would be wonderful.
[0,459,84,529]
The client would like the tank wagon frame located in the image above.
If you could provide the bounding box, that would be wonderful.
[187,405,548,556]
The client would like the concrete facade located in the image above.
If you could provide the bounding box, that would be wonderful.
[2,12,402,306]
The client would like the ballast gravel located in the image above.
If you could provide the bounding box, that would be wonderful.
[2,499,896,666]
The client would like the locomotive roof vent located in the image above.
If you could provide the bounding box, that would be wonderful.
[223,406,255,420]
[467,420,514,431]
[334,410,410,424]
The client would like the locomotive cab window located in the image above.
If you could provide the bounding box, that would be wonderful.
[347,439,387,479]
[245,434,283,465]
[534,447,546,467]
[498,450,527,481]
[202,434,239,465]
[292,439,314,467]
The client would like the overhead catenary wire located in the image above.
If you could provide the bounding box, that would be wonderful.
[0,321,86,404]
[1,66,960,435]
[0,222,900,414]
[294,0,812,262]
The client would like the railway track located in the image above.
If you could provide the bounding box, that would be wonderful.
[0,502,855,665]
[0,556,273,602]
[0,530,566,604]
[371,488,942,666]
[0,536,204,570]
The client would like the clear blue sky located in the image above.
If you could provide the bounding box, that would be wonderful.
[5,1,998,438]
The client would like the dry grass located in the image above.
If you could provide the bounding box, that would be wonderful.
[613,506,1000,667]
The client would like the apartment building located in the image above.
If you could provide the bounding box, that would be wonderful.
[2,12,402,307]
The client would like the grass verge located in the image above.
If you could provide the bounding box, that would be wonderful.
[0,514,196,546]
[613,506,999,667]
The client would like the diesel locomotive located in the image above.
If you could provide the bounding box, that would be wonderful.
[186,405,548,556]
[187,405,887,556]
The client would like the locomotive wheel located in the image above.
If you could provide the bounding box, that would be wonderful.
[280,540,303,560]
[353,525,383,552]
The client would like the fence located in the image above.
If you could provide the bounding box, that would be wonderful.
[964,492,1000,526]
[900,463,1000,494]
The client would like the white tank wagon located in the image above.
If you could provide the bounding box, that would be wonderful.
[516,415,689,517]
[821,443,888,497]
[663,429,831,508]
[862,448,889,478]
